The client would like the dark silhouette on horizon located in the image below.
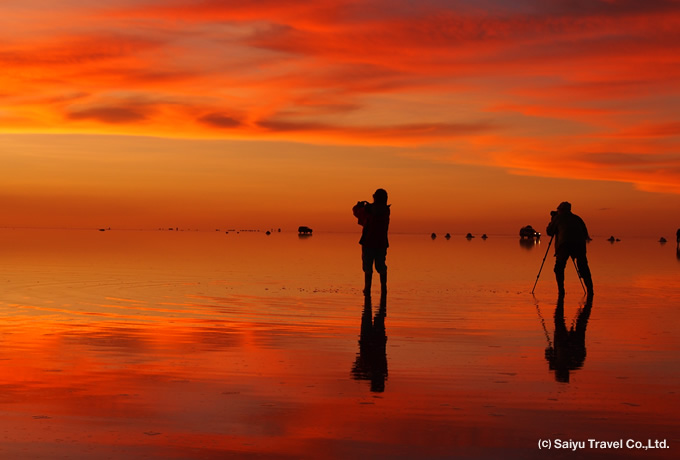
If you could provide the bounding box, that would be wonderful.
[298,226,313,235]
[351,293,388,392]
[352,188,390,295]
[520,225,541,239]
[546,202,593,297]
[545,296,593,383]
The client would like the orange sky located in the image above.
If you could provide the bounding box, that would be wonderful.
[2,0,680,236]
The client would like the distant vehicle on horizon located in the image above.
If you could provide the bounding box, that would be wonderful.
[519,225,541,239]
[298,226,313,235]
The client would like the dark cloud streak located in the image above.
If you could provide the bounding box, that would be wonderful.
[198,113,242,128]
[257,118,499,139]
[67,106,148,123]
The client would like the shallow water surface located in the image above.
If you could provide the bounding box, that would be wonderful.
[0,229,678,459]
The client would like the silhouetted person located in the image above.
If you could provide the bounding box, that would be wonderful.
[677,228,680,248]
[353,189,390,295]
[351,294,388,392]
[545,296,593,383]
[546,202,593,297]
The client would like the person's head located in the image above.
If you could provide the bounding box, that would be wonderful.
[373,188,388,205]
[557,201,571,214]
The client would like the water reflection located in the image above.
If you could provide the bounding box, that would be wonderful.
[519,238,539,250]
[351,293,388,392]
[544,296,593,383]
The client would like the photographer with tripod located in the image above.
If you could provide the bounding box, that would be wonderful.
[353,189,390,296]
[546,202,594,298]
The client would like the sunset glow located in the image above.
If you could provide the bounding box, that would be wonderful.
[2,1,680,234]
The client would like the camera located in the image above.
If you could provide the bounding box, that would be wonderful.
[550,210,557,217]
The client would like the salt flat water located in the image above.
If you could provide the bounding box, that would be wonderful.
[0,229,678,459]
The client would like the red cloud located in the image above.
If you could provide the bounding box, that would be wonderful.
[67,106,148,123]
[3,0,680,194]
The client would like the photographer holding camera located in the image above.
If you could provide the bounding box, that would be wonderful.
[546,202,593,297]
[352,189,390,296]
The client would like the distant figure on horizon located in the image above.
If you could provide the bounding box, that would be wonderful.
[353,188,390,295]
[546,202,593,297]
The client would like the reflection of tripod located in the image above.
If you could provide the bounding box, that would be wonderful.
[539,297,593,383]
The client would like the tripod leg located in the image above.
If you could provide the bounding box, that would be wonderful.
[572,257,586,294]
[531,235,553,294]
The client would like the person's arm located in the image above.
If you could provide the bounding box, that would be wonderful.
[353,202,368,225]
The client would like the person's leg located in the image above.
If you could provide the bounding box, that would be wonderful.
[576,254,593,296]
[362,247,373,295]
[364,272,372,295]
[553,250,568,296]
[374,249,388,293]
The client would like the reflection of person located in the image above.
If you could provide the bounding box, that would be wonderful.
[351,294,388,392]
[546,202,593,297]
[352,189,390,295]
[545,296,593,383]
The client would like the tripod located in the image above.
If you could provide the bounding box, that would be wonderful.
[531,235,586,295]
[531,235,553,295]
